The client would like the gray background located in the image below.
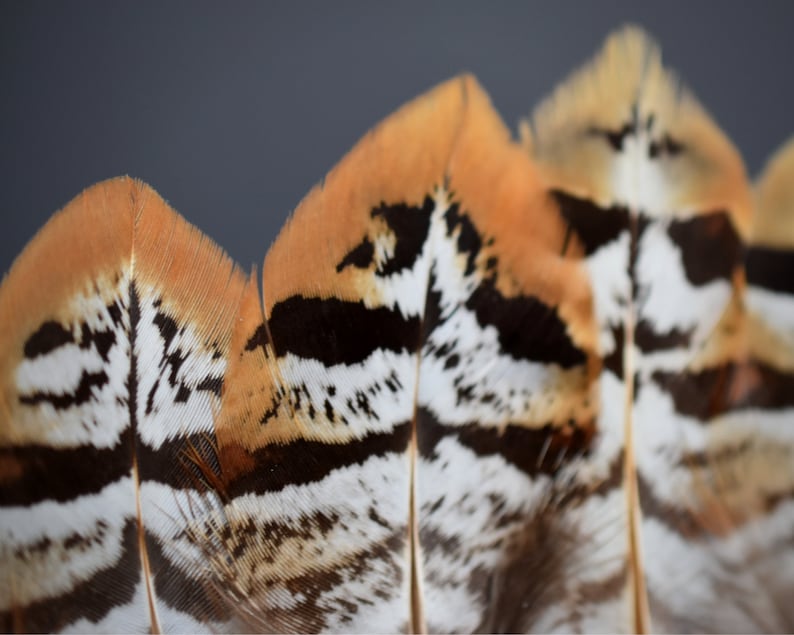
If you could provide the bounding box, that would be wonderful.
[2,1,793,275]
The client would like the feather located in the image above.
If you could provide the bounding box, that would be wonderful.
[211,75,602,633]
[526,27,793,632]
[1,26,793,634]
[0,179,246,632]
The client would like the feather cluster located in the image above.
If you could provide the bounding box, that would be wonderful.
[1,27,793,633]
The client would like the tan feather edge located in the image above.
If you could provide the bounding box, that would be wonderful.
[754,136,794,248]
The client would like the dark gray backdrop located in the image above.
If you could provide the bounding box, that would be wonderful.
[2,1,793,275]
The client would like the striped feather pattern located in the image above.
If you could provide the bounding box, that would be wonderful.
[0,180,246,632]
[1,26,793,634]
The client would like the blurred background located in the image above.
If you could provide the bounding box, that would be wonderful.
[2,1,793,273]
